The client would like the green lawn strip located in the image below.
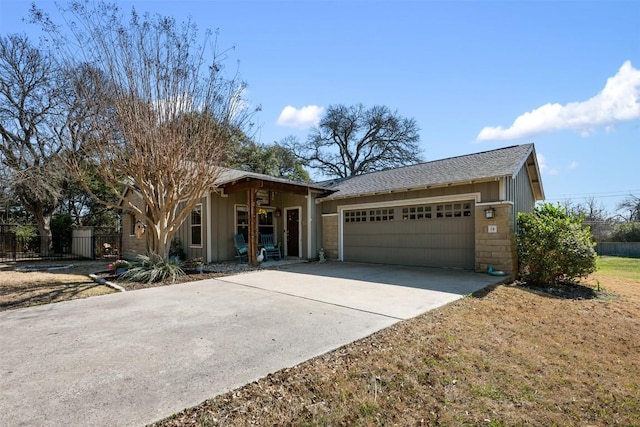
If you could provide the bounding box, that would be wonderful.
[596,256,640,281]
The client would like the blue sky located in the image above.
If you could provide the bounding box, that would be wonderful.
[2,0,639,215]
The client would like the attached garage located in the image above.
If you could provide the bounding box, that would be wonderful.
[342,200,475,269]
[318,144,546,276]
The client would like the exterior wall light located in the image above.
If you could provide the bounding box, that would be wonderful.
[484,207,496,219]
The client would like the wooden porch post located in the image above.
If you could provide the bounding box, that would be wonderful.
[248,187,258,266]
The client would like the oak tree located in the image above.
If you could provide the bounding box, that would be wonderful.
[286,104,421,178]
[0,34,69,254]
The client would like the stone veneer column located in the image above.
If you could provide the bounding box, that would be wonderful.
[475,203,517,278]
[321,214,339,259]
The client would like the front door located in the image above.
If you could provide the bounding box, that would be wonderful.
[285,208,300,257]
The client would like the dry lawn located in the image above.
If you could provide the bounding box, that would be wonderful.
[0,260,116,311]
[153,260,640,427]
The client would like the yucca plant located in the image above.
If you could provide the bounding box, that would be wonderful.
[121,253,185,283]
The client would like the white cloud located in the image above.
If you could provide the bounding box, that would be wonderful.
[277,105,324,128]
[568,161,579,170]
[537,153,559,176]
[477,61,640,141]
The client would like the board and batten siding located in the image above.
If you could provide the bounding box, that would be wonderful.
[207,190,312,262]
[171,197,207,262]
[504,164,537,226]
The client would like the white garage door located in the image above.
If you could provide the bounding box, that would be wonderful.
[343,201,475,269]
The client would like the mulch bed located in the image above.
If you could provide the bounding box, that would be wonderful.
[516,280,616,300]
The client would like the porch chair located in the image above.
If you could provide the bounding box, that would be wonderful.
[233,233,248,263]
[260,234,281,261]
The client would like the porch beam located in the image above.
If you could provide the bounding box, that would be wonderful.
[221,179,310,196]
[223,179,264,194]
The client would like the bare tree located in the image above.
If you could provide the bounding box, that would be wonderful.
[617,195,640,222]
[0,34,69,254]
[286,104,422,178]
[563,197,613,241]
[34,1,254,259]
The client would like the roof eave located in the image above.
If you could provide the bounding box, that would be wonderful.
[512,145,544,201]
[317,176,509,203]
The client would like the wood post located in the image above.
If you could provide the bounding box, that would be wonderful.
[248,187,258,266]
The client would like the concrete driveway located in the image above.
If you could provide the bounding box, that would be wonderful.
[0,262,501,427]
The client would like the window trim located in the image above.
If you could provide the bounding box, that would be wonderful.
[129,213,136,237]
[235,204,277,242]
[190,203,203,248]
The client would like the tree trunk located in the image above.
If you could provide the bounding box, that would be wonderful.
[145,216,174,261]
[35,213,53,257]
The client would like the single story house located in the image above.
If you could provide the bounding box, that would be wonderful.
[121,143,544,276]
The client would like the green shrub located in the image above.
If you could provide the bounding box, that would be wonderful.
[517,203,597,285]
[169,238,186,262]
[15,225,38,252]
[610,222,640,242]
[15,224,37,240]
[121,253,184,283]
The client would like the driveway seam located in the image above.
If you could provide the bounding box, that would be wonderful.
[216,277,405,321]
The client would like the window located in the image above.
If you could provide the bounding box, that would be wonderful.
[236,206,249,242]
[258,208,275,239]
[402,203,470,220]
[435,203,472,219]
[129,213,136,236]
[402,206,431,220]
[236,206,275,242]
[191,204,202,247]
[369,208,394,222]
[345,210,367,223]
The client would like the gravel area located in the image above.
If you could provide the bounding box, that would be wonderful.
[97,260,304,291]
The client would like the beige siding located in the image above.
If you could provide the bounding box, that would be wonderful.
[204,190,311,261]
[320,182,498,214]
[169,198,207,262]
[504,164,536,224]
[210,191,245,262]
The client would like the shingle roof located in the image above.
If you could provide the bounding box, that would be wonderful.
[215,168,327,192]
[317,143,540,201]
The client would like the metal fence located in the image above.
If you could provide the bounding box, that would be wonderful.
[0,225,121,263]
[595,242,640,258]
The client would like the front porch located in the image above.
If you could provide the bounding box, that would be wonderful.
[206,170,328,266]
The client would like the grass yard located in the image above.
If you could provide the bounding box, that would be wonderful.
[153,257,640,427]
[595,255,640,281]
[0,261,116,311]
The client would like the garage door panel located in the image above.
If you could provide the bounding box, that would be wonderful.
[343,201,474,269]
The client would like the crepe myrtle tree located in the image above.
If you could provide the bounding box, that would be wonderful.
[285,103,422,178]
[33,1,256,260]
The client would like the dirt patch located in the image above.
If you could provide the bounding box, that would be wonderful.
[152,276,640,427]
